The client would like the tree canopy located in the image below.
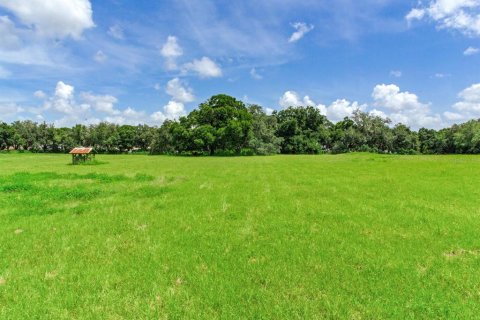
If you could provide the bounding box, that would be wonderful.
[2,94,480,156]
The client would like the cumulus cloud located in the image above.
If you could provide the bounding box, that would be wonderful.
[369,109,388,119]
[459,83,480,101]
[372,84,442,128]
[464,46,480,55]
[150,111,166,123]
[149,78,195,125]
[183,57,222,78]
[43,81,79,115]
[406,0,480,36]
[163,100,186,119]
[442,84,480,122]
[450,83,480,118]
[0,0,94,39]
[37,81,160,126]
[279,91,312,108]
[150,101,186,124]
[280,91,328,115]
[160,36,183,70]
[405,8,426,22]
[165,78,195,103]
[327,99,365,121]
[80,92,119,115]
[288,22,314,43]
[104,107,150,125]
[161,36,183,58]
[279,84,444,128]
[0,0,94,66]
[372,84,426,111]
[55,82,74,100]
[265,107,275,115]
[278,91,362,121]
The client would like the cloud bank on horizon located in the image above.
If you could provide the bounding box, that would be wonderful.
[0,0,480,129]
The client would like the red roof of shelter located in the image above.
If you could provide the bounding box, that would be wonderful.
[69,147,93,154]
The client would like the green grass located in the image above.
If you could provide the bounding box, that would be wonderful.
[1,153,480,319]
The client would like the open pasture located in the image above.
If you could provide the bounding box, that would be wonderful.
[1,153,480,319]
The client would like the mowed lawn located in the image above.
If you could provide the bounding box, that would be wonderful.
[1,153,480,319]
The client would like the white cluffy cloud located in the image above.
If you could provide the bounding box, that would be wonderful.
[0,0,94,39]
[327,99,365,121]
[160,36,183,70]
[288,22,314,43]
[183,57,222,78]
[278,84,443,128]
[151,78,195,124]
[464,46,480,55]
[279,91,322,110]
[372,84,427,111]
[372,84,442,128]
[445,83,480,121]
[34,81,179,126]
[0,0,94,66]
[278,91,364,122]
[406,0,480,36]
[80,92,119,115]
[44,81,78,115]
[165,78,195,103]
[159,36,221,78]
[151,101,186,123]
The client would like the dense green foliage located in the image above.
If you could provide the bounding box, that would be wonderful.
[2,94,480,155]
[1,153,480,318]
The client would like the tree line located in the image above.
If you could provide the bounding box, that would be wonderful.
[1,94,480,155]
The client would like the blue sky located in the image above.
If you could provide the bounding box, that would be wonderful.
[1,0,480,129]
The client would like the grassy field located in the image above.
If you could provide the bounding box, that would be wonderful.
[1,153,480,319]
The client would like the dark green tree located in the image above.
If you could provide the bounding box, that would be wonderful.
[276,106,331,154]
[118,125,136,152]
[330,117,365,153]
[351,110,393,152]
[391,124,418,154]
[247,105,282,155]
[135,124,155,151]
[0,122,14,150]
[194,94,253,155]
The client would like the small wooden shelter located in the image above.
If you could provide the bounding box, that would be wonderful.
[69,147,95,165]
